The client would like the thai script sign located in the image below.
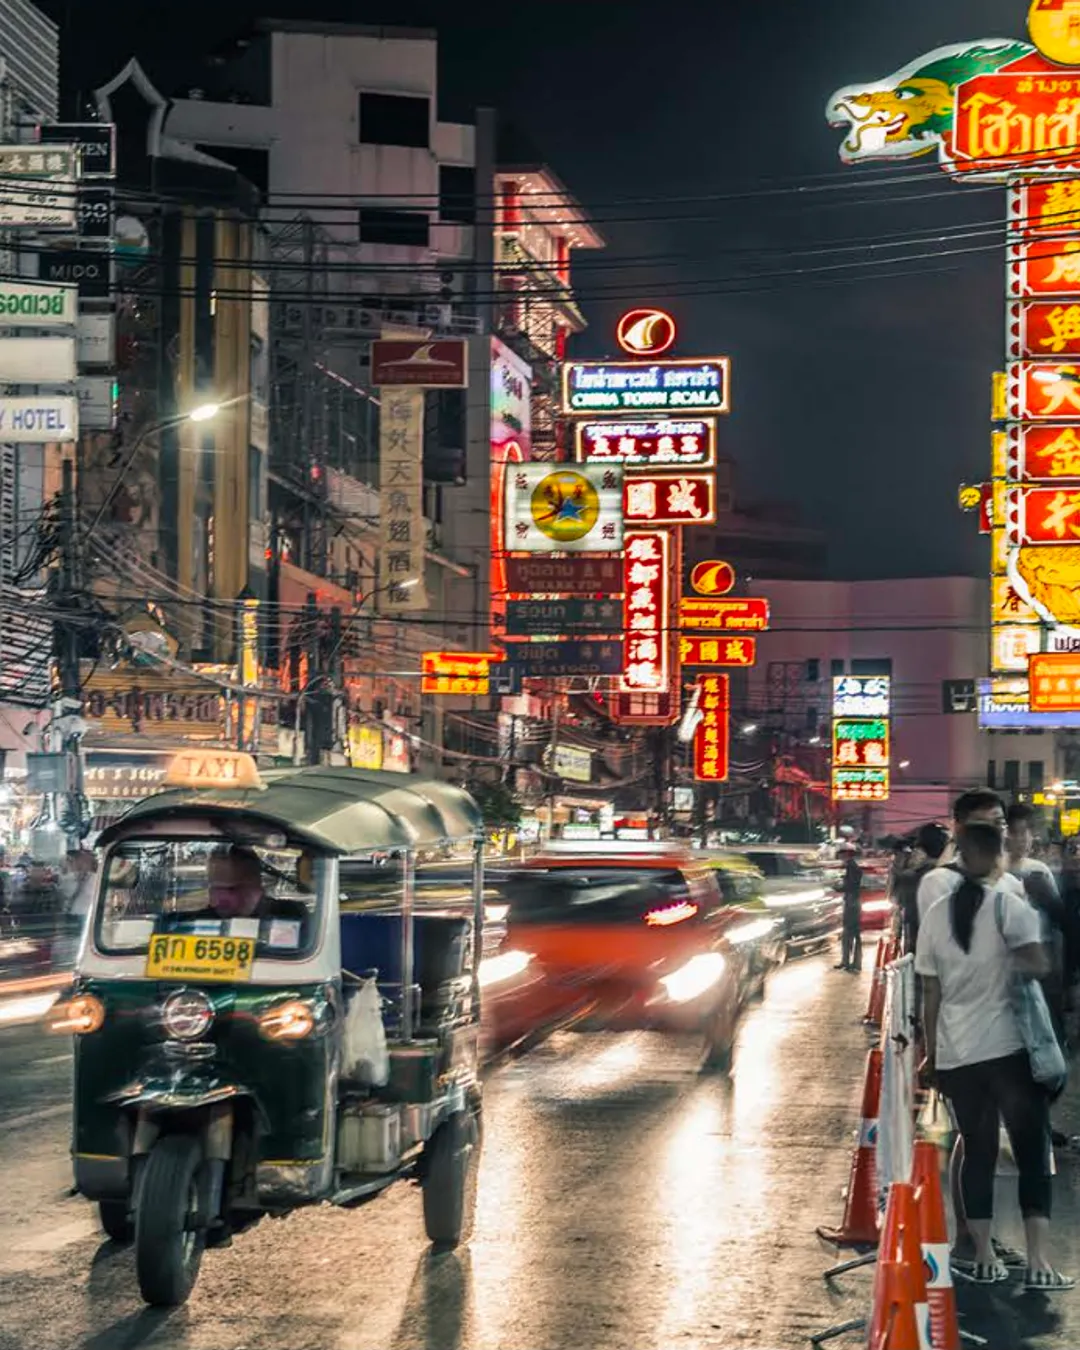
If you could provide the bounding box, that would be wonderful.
[575,418,716,467]
[0,277,76,326]
[561,358,730,415]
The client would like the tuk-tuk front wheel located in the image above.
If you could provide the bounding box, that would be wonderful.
[98,1200,132,1243]
[421,1104,481,1251]
[134,1135,206,1307]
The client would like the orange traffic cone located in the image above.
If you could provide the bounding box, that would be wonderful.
[911,1142,961,1350]
[867,1261,924,1350]
[817,1047,882,1247]
[894,1183,932,1350]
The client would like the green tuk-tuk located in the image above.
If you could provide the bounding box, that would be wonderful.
[49,751,485,1307]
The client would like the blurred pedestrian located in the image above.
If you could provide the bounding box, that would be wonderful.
[917,820,1071,1289]
[834,845,864,973]
[1007,804,1067,1046]
[895,823,950,956]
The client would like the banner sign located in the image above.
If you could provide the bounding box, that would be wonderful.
[370,339,467,388]
[505,463,624,553]
[0,277,76,326]
[1029,653,1080,712]
[575,418,716,467]
[693,674,730,783]
[547,744,592,783]
[37,248,110,298]
[1004,484,1080,544]
[621,530,672,694]
[678,597,770,631]
[377,388,429,611]
[504,555,623,596]
[39,122,116,179]
[679,635,757,667]
[951,62,1080,178]
[507,639,624,677]
[624,473,717,525]
[561,357,731,416]
[0,336,75,383]
[833,675,891,718]
[0,395,77,442]
[0,144,77,227]
[505,598,622,637]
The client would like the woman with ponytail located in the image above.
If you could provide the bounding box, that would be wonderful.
[917,818,1071,1290]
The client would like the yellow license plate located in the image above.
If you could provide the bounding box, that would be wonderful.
[145,933,256,983]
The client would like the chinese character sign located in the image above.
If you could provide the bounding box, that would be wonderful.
[421,651,495,696]
[377,388,428,612]
[1006,425,1080,481]
[1009,179,1080,240]
[575,419,716,467]
[504,464,624,553]
[832,768,890,803]
[833,676,891,719]
[693,675,730,783]
[623,473,717,525]
[679,635,757,667]
[621,530,672,694]
[1004,485,1080,544]
[1029,653,1080,711]
[1005,363,1080,421]
[832,718,890,769]
[1008,301,1080,358]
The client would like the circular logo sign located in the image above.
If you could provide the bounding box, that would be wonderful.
[1029,1,1080,66]
[616,308,677,357]
[530,470,601,543]
[690,560,736,596]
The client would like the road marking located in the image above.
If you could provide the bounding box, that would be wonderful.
[0,1102,69,1130]
[32,1053,73,1066]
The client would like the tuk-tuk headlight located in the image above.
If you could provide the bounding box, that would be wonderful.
[161,989,214,1041]
[258,999,316,1041]
[47,993,105,1035]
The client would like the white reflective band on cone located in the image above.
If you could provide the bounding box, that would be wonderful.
[922,1242,952,1290]
[916,1303,932,1350]
[858,1117,879,1149]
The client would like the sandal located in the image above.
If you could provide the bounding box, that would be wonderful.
[972,1260,1010,1284]
[1024,1268,1076,1292]
[993,1240,1027,1269]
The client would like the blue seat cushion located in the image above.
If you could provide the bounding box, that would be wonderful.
[340,912,471,991]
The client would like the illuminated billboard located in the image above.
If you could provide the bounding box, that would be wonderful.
[504,464,624,553]
[693,675,730,783]
[561,358,730,416]
[679,635,757,667]
[624,473,717,526]
[621,530,672,694]
[833,675,891,719]
[575,418,716,468]
[616,308,677,357]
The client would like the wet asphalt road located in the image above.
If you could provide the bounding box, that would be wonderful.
[3,951,1080,1350]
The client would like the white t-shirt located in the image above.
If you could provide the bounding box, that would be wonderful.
[916,864,1024,925]
[914,878,1041,1070]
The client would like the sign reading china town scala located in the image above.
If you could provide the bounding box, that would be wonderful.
[616,308,677,357]
[504,464,624,553]
[575,418,716,467]
[621,531,672,694]
[624,473,717,526]
[561,358,730,416]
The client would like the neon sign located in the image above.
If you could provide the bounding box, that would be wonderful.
[832,717,890,769]
[1005,425,1080,481]
[693,675,730,783]
[678,597,770,631]
[832,676,891,719]
[624,473,717,526]
[679,635,756,667]
[504,464,624,553]
[1030,652,1080,711]
[561,358,731,416]
[421,651,497,696]
[621,530,672,694]
[832,768,890,803]
[616,308,677,358]
[575,418,716,467]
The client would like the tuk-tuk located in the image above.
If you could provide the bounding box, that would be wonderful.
[48,751,485,1307]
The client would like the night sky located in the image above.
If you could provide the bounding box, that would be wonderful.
[37,0,1034,579]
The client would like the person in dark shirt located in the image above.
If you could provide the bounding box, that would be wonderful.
[835,846,864,973]
[895,823,951,956]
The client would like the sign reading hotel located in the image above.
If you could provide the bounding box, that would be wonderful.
[575,418,716,467]
[561,358,730,416]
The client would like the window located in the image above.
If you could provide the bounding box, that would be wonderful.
[1004,761,1021,795]
[987,759,997,789]
[806,658,820,683]
[440,165,476,225]
[830,659,845,678]
[359,209,430,248]
[359,92,429,148]
[1028,761,1045,794]
[851,658,893,677]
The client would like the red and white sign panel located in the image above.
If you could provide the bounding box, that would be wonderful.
[621,530,671,694]
[1030,653,1080,713]
[370,339,468,388]
[1005,363,1080,421]
[504,556,623,597]
[616,308,677,358]
[693,675,730,783]
[624,473,717,526]
[1008,301,1080,359]
[575,418,716,468]
[951,63,1080,178]
[679,597,770,631]
[1007,239,1080,299]
[679,635,757,667]
[1008,181,1080,239]
[1004,484,1080,544]
[1005,424,1080,482]
[612,691,680,726]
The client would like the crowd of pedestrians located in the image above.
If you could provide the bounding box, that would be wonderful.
[886,790,1078,1291]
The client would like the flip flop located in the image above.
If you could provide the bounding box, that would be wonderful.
[1024,1268,1076,1292]
[972,1260,1010,1284]
[993,1240,1027,1269]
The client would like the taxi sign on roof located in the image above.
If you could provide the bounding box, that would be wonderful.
[163,750,265,791]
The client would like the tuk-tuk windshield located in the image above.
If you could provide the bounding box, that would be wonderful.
[94,839,325,961]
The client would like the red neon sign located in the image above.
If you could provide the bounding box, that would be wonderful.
[1030,653,1080,713]
[616,308,677,357]
[1005,363,1080,421]
[1008,301,1080,359]
[678,597,770,631]
[575,418,716,468]
[693,675,730,783]
[1005,484,1080,544]
[1006,424,1080,482]
[679,635,757,667]
[621,530,672,694]
[624,473,717,526]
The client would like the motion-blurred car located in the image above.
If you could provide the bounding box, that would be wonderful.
[856,859,893,933]
[739,847,843,957]
[701,852,785,998]
[495,843,748,1071]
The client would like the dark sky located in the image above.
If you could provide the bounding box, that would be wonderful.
[37,0,1032,579]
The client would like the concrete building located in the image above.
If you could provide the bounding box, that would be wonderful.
[745,576,1059,835]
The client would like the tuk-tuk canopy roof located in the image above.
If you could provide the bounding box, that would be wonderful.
[96,767,484,854]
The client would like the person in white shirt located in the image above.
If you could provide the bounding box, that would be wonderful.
[916,788,1025,928]
[917,820,1071,1290]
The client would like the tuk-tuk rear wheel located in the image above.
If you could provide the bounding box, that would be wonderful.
[134,1135,206,1307]
[421,1103,482,1251]
[98,1200,132,1243]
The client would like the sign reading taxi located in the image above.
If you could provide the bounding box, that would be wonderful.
[561,358,730,416]
[679,635,757,667]
[1029,652,1080,711]
[679,597,770,631]
[421,651,496,696]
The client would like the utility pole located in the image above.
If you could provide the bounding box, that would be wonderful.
[545,692,561,842]
[52,457,86,846]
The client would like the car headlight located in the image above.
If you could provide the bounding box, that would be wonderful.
[484,903,510,924]
[659,953,727,1004]
[726,918,777,946]
[861,899,893,915]
[47,993,105,1035]
[477,950,532,988]
[258,999,317,1041]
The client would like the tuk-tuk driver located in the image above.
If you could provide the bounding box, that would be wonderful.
[207,847,267,919]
